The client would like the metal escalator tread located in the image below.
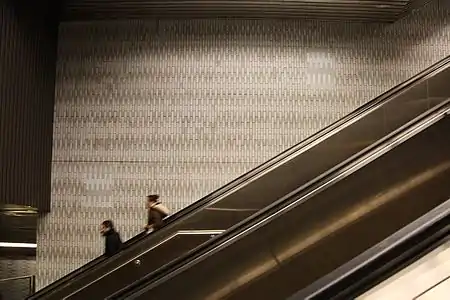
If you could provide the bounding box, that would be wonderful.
[30,54,450,300]
[113,104,450,300]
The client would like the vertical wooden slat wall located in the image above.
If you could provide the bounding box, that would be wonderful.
[0,0,59,212]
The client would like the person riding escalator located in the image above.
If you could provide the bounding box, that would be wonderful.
[145,194,171,232]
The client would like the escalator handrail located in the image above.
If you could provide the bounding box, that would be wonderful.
[109,103,450,299]
[32,54,450,297]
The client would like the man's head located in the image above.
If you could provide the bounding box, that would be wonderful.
[146,194,159,208]
[100,220,114,235]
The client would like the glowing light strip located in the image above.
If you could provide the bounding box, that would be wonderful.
[0,242,37,248]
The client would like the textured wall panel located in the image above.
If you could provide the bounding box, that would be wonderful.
[36,1,450,289]
[0,259,35,300]
[0,0,59,212]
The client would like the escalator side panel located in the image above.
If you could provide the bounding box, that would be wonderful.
[383,81,428,132]
[136,117,450,300]
[428,66,450,100]
[287,200,450,300]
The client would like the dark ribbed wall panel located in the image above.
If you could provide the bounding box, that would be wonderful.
[0,0,59,212]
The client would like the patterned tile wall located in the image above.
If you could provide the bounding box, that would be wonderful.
[36,1,450,289]
[0,259,36,300]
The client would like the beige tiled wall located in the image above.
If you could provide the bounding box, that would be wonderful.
[36,1,450,289]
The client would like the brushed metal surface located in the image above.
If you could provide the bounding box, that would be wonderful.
[288,199,450,300]
[34,60,450,299]
[129,115,450,300]
[61,0,430,22]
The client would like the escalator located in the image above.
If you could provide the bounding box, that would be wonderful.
[29,55,450,299]
[109,101,450,299]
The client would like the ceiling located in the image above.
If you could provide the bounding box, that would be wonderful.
[61,0,432,22]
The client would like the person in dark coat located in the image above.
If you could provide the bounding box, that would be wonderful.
[100,220,123,257]
[144,194,169,231]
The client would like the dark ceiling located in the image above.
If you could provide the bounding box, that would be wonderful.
[61,0,432,22]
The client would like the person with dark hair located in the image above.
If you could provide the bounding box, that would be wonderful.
[100,220,123,257]
[144,194,170,232]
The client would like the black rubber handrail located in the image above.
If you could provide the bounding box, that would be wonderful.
[109,103,450,299]
[31,54,450,298]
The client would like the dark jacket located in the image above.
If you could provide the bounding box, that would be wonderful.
[147,206,166,230]
[104,229,123,257]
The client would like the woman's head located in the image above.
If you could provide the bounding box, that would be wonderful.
[146,194,159,208]
[100,220,114,235]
